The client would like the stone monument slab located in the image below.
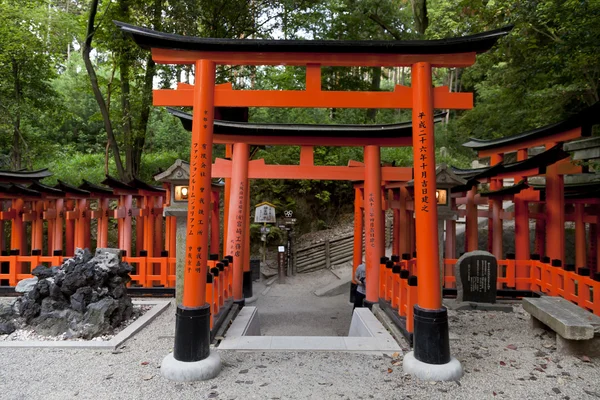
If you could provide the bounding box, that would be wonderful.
[455,250,497,304]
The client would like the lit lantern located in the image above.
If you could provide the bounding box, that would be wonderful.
[175,185,189,201]
[435,188,448,206]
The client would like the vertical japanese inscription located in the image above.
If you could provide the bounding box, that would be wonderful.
[368,192,376,248]
[417,112,430,213]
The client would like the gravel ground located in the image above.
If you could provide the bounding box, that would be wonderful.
[1,269,600,399]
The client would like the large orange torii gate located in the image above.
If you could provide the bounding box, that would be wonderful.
[116,20,510,381]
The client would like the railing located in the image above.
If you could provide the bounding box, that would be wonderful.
[378,256,600,335]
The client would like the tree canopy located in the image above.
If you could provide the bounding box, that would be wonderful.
[0,0,597,231]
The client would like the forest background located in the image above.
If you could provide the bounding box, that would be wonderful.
[0,0,599,240]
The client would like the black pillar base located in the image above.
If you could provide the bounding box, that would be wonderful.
[243,270,253,299]
[173,304,211,362]
[363,299,376,310]
[234,298,245,308]
[413,305,451,365]
[349,282,357,303]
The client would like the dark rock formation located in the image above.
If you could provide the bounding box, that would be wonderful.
[4,248,134,339]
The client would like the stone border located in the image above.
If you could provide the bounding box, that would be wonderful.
[219,306,401,354]
[0,299,170,350]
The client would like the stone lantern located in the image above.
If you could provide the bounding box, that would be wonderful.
[154,159,223,305]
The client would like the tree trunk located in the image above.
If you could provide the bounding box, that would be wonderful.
[131,0,163,180]
[12,60,22,170]
[82,0,126,180]
[367,67,381,121]
[410,0,428,35]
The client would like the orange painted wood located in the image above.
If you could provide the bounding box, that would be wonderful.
[475,127,582,158]
[223,144,232,258]
[364,145,383,304]
[226,143,250,302]
[154,84,472,110]
[411,62,442,310]
[97,198,109,249]
[182,59,216,308]
[152,48,477,68]
[575,204,586,268]
[212,158,413,181]
[352,187,363,283]
[211,190,220,257]
[545,145,565,265]
[244,189,250,273]
[299,146,314,166]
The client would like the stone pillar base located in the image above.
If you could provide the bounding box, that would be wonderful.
[161,350,221,382]
[403,351,463,381]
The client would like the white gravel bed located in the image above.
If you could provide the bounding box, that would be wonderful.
[1,294,599,399]
[0,298,152,342]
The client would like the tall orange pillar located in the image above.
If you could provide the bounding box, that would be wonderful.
[32,200,44,252]
[211,190,220,257]
[392,189,400,256]
[466,187,478,252]
[226,142,250,304]
[169,59,216,365]
[52,199,64,254]
[399,186,409,256]
[352,187,364,301]
[545,144,565,265]
[514,149,530,289]
[223,145,232,258]
[364,145,383,306]
[118,195,132,257]
[97,198,109,248]
[406,61,454,369]
[575,203,586,268]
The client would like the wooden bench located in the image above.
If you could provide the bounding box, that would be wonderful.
[523,296,600,357]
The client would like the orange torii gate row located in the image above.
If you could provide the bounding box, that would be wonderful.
[449,102,600,284]
[0,173,217,289]
[116,20,510,381]
[170,109,446,303]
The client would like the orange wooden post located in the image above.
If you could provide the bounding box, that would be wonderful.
[97,198,109,248]
[398,270,409,316]
[410,61,455,366]
[411,62,441,311]
[11,199,25,255]
[392,190,400,256]
[205,272,214,330]
[399,185,409,255]
[118,195,133,257]
[172,59,216,363]
[364,145,383,306]
[209,264,220,316]
[154,195,164,258]
[514,148,530,289]
[211,190,220,257]
[488,154,503,255]
[379,257,389,299]
[406,276,418,333]
[352,187,363,285]
[223,144,232,258]
[545,145,565,265]
[32,200,44,253]
[53,199,64,254]
[74,198,87,250]
[575,203,586,268]
[144,195,155,257]
[445,197,456,260]
[135,196,145,256]
[466,187,478,252]
[391,265,401,308]
[226,142,250,304]
[65,199,75,256]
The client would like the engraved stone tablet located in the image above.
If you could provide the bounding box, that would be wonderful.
[455,250,497,304]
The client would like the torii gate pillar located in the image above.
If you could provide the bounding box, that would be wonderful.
[403,62,462,381]
[161,59,221,381]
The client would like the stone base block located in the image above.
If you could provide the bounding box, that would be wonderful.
[403,351,463,381]
[161,349,221,382]
[556,335,600,358]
